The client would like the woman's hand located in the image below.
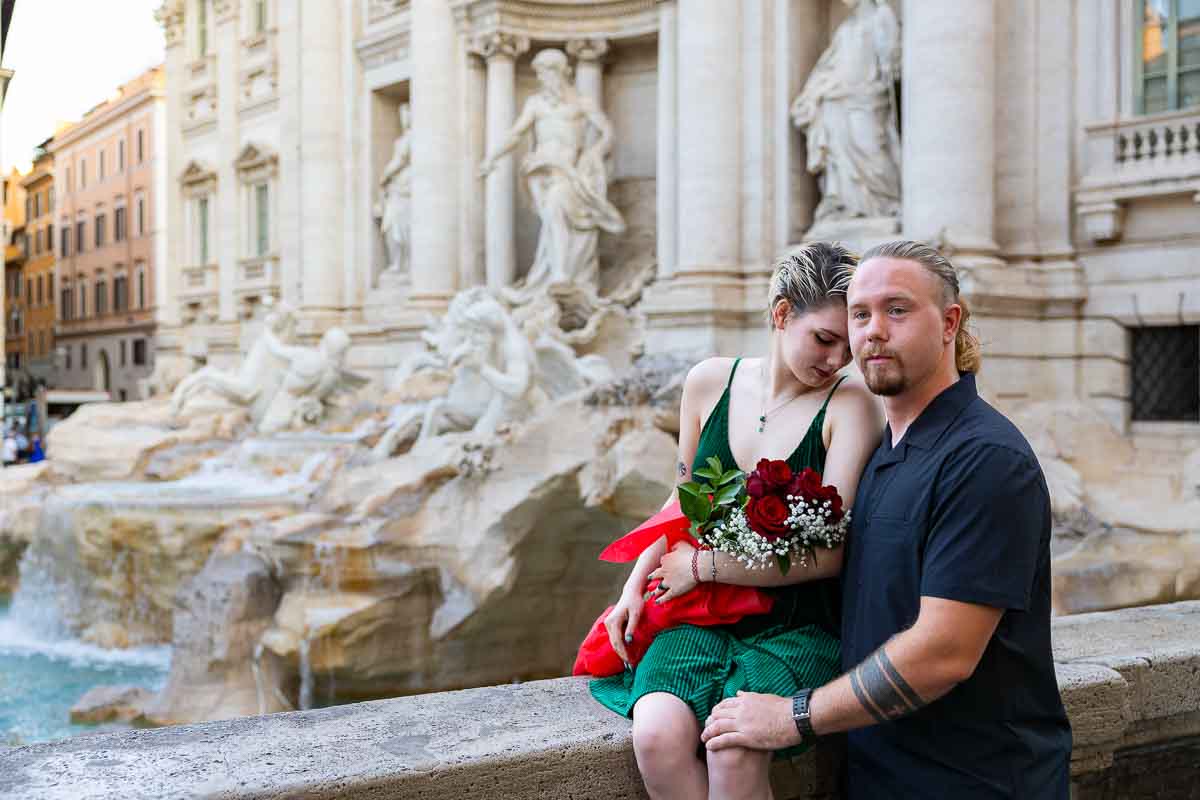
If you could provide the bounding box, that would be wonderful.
[603,587,646,666]
[648,541,700,604]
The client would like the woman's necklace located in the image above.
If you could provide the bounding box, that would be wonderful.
[758,363,805,434]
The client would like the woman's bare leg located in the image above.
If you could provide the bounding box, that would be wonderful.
[706,745,774,800]
[631,693,708,800]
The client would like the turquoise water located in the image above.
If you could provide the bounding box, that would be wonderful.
[0,598,170,747]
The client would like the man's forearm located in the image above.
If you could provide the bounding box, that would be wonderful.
[810,629,966,736]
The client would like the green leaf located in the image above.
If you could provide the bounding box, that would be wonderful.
[716,469,743,487]
[776,553,791,576]
[678,489,713,523]
[713,483,741,506]
[693,467,721,482]
[706,456,724,476]
[677,482,702,498]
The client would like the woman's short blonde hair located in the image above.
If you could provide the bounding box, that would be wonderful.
[767,241,858,328]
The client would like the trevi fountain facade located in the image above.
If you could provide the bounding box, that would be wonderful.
[1,0,1199,737]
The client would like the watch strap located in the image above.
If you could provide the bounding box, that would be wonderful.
[792,688,815,739]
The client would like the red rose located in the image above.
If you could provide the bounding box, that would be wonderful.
[788,468,823,499]
[745,495,790,540]
[746,474,768,499]
[815,484,844,521]
[754,459,793,489]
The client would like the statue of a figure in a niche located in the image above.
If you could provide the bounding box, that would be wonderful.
[791,0,901,229]
[479,48,625,302]
[375,103,412,278]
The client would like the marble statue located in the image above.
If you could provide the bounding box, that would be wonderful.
[791,0,901,228]
[373,288,541,457]
[168,302,297,424]
[375,103,412,278]
[258,327,367,434]
[479,48,625,300]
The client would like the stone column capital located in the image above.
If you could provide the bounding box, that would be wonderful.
[565,38,610,63]
[470,32,530,62]
[154,1,186,49]
[213,0,239,23]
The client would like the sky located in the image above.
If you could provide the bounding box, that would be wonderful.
[1,0,165,174]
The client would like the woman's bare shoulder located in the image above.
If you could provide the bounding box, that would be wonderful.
[829,376,884,425]
[684,356,738,396]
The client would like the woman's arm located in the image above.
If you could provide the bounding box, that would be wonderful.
[603,358,728,660]
[652,380,883,595]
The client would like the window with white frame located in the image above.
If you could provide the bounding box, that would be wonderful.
[234,143,278,260]
[118,140,126,172]
[198,196,210,264]
[99,149,106,181]
[78,277,88,318]
[114,271,128,313]
[114,202,127,243]
[181,161,217,266]
[1136,0,1200,113]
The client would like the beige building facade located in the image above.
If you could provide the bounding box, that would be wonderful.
[50,67,166,401]
[153,0,1200,477]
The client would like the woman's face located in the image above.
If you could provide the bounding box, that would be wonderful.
[775,301,851,387]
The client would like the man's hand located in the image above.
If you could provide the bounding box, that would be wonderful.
[701,691,799,752]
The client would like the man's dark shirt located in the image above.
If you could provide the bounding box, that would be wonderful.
[841,373,1072,799]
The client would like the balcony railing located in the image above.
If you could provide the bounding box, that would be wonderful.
[1076,108,1200,243]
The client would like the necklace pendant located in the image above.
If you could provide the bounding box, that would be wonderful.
[758,415,766,434]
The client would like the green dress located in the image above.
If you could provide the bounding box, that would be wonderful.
[589,358,844,757]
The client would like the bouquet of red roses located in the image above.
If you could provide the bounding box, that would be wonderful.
[573,457,849,678]
[684,456,850,574]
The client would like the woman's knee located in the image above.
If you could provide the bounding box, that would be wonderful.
[706,745,771,786]
[631,695,699,766]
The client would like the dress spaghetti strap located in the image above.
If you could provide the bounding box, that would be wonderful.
[818,375,848,415]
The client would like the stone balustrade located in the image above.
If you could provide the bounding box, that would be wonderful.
[1077,108,1200,243]
[3,601,1200,799]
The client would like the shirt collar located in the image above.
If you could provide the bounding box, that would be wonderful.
[885,373,978,452]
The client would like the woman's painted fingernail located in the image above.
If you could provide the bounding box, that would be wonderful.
[624,634,633,644]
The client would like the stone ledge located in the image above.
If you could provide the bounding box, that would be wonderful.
[3,601,1200,800]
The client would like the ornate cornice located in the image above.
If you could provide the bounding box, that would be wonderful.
[180,160,217,196]
[234,142,279,182]
[469,31,530,60]
[450,0,658,42]
[368,0,410,25]
[356,25,411,70]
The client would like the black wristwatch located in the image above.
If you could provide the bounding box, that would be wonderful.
[791,688,815,740]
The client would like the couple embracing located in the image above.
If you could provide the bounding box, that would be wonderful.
[589,241,1073,799]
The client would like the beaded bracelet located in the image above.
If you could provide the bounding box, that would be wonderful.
[691,548,702,584]
[711,550,717,582]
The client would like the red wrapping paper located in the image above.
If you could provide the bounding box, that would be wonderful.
[573,501,775,677]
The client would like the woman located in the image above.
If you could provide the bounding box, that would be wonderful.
[590,242,883,800]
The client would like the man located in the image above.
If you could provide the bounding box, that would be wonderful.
[478,48,625,298]
[701,240,1072,798]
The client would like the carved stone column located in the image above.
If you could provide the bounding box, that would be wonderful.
[214,0,240,323]
[154,2,186,330]
[902,0,998,259]
[474,32,529,291]
[655,2,677,279]
[566,38,609,107]
[410,0,465,306]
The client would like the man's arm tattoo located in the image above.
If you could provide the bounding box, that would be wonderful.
[849,645,928,724]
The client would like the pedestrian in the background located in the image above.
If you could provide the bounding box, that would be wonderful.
[28,436,45,464]
[2,432,17,466]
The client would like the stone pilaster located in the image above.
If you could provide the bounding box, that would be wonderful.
[655,1,677,280]
[215,0,240,323]
[155,1,186,332]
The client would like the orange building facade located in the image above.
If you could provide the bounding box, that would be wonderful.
[3,166,26,389]
[51,67,164,400]
[19,142,56,387]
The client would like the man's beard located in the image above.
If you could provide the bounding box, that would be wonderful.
[859,352,907,396]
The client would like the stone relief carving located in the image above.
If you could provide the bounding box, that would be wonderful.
[169,302,297,424]
[372,286,618,459]
[791,0,901,233]
[479,48,625,302]
[257,327,367,434]
[374,103,412,280]
[169,301,365,433]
